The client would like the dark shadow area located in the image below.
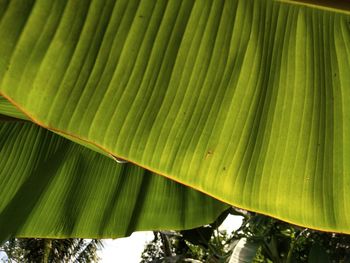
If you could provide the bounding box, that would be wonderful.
[0,141,70,243]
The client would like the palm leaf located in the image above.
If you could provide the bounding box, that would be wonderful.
[1,0,350,233]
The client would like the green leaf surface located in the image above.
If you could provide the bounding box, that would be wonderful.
[0,95,28,120]
[0,95,110,156]
[1,0,350,233]
[0,121,227,239]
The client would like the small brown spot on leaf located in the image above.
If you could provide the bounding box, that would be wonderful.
[205,150,213,159]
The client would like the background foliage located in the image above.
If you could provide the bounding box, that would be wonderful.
[0,238,102,263]
[141,208,350,263]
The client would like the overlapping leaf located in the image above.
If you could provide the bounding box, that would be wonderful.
[0,96,27,121]
[0,121,227,240]
[1,0,350,233]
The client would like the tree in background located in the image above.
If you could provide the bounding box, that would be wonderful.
[141,209,236,262]
[2,208,350,262]
[141,208,350,263]
[239,212,350,263]
[0,238,102,263]
[141,230,232,263]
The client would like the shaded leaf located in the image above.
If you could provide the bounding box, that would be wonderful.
[0,121,228,239]
[308,243,330,263]
[228,238,259,263]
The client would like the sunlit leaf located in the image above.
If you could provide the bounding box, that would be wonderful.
[1,0,350,233]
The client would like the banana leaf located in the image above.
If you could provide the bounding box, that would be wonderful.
[1,0,350,234]
[0,121,228,240]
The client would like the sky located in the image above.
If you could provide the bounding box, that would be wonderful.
[99,215,243,262]
[98,232,154,263]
